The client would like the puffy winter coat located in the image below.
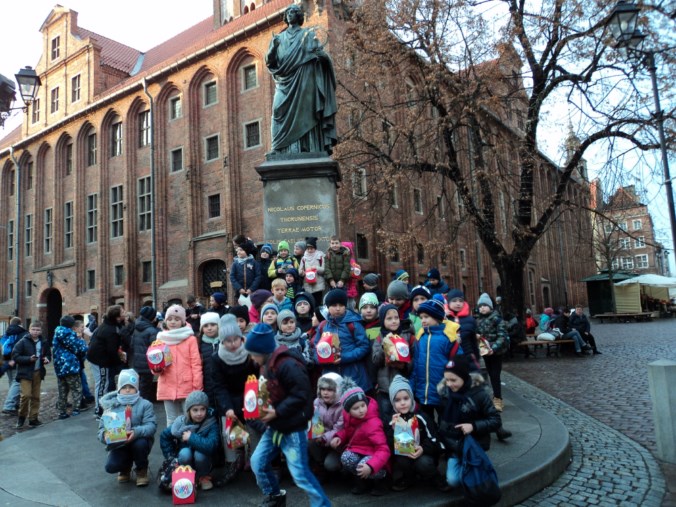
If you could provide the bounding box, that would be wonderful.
[324,246,351,283]
[52,326,87,378]
[130,316,160,375]
[311,397,344,446]
[229,256,262,293]
[211,352,259,419]
[160,409,220,459]
[97,391,157,446]
[314,310,372,392]
[299,251,326,293]
[156,327,203,401]
[335,397,391,473]
[86,318,124,368]
[436,374,501,456]
[476,311,509,355]
[569,312,591,334]
[268,255,299,279]
[12,334,51,381]
[410,320,462,407]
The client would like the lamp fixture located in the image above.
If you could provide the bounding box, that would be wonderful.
[0,66,42,128]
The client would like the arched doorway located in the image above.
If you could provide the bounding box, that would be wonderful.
[201,260,228,297]
[44,289,63,339]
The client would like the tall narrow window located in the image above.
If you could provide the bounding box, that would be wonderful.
[356,233,369,259]
[416,243,425,264]
[87,132,97,166]
[203,81,217,106]
[87,194,98,243]
[389,184,399,208]
[65,142,73,175]
[64,201,73,249]
[44,208,53,254]
[169,96,182,120]
[208,194,221,218]
[352,168,367,198]
[25,214,33,257]
[51,36,61,60]
[7,220,14,261]
[142,261,152,283]
[171,148,183,172]
[8,283,14,299]
[9,169,14,195]
[87,269,96,290]
[139,111,150,147]
[71,75,81,103]
[138,177,152,231]
[31,98,40,124]
[114,265,124,286]
[243,64,257,90]
[51,87,60,113]
[413,188,423,214]
[111,122,123,157]
[25,281,32,298]
[111,185,124,238]
[459,249,467,270]
[244,121,261,148]
[205,135,219,161]
[437,195,446,219]
[26,161,33,190]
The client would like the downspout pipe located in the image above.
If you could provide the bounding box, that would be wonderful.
[9,146,20,317]
[142,78,158,309]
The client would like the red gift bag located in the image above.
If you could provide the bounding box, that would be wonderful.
[316,331,340,364]
[305,268,318,284]
[243,375,260,420]
[146,340,173,373]
[225,417,249,449]
[382,334,411,364]
[172,465,196,504]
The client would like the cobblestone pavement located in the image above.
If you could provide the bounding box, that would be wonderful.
[505,319,676,506]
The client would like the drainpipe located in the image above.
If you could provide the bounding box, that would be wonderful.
[142,78,157,308]
[9,146,21,317]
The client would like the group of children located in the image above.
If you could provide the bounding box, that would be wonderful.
[92,265,505,506]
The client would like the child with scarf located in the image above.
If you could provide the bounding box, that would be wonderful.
[229,245,262,302]
[298,236,326,308]
[408,285,432,335]
[437,357,500,490]
[197,312,220,410]
[212,314,261,483]
[293,292,315,333]
[98,369,157,486]
[371,304,414,434]
[285,268,302,301]
[308,373,344,479]
[275,310,312,366]
[160,390,220,490]
[155,305,203,425]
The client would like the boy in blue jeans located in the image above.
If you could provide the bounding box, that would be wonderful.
[246,323,330,507]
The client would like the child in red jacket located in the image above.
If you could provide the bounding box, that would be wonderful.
[330,378,390,496]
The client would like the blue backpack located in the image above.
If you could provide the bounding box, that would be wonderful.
[2,333,18,358]
[461,435,502,506]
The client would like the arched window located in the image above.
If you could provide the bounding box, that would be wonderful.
[201,260,228,296]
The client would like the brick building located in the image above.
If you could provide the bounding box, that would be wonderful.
[0,0,594,334]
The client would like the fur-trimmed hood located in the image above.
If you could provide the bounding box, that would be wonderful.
[437,371,485,397]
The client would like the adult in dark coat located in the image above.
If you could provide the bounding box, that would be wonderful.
[130,307,160,401]
[570,305,601,354]
[186,296,206,335]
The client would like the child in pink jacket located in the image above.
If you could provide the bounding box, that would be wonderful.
[330,378,390,496]
[155,305,203,426]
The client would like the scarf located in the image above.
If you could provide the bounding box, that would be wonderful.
[302,249,324,265]
[157,325,194,345]
[117,393,139,405]
[170,415,200,438]
[201,334,219,346]
[218,342,249,365]
[276,328,303,349]
[235,254,253,265]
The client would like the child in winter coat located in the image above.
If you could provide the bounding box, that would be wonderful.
[409,285,432,335]
[268,240,299,280]
[246,323,330,507]
[260,303,279,330]
[359,293,381,342]
[52,315,88,419]
[258,243,274,292]
[388,375,441,491]
[437,357,501,490]
[230,245,262,300]
[212,314,261,483]
[308,373,344,476]
[271,278,294,312]
[330,378,390,496]
[285,268,302,301]
[198,312,221,409]
[410,299,462,420]
[341,241,360,310]
[249,289,274,324]
[314,289,372,393]
[155,305,203,426]
[294,292,315,333]
[387,280,413,321]
[298,236,326,308]
[160,390,220,490]
[324,236,351,290]
[275,310,312,365]
[371,304,414,432]
[98,369,157,486]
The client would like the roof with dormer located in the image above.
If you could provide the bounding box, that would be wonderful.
[75,27,142,74]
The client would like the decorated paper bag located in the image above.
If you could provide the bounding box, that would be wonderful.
[243,375,260,419]
[102,410,127,449]
[309,411,325,439]
[225,417,249,449]
[305,268,318,284]
[393,416,420,456]
[382,334,411,364]
[316,332,340,364]
[478,336,492,355]
[172,465,196,505]
[146,340,173,373]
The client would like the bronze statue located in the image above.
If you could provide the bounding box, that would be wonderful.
[266,5,337,155]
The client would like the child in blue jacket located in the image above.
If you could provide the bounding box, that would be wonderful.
[52,315,88,419]
[160,390,220,490]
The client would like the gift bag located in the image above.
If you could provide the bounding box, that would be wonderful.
[316,331,340,364]
[102,409,128,450]
[305,268,318,284]
[146,340,173,373]
[382,334,411,364]
[243,375,270,420]
[393,416,420,456]
[309,411,325,439]
[225,417,250,449]
[172,465,196,505]
[478,336,492,356]
[350,260,361,279]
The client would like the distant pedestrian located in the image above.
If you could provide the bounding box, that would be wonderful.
[2,317,29,415]
[52,315,88,419]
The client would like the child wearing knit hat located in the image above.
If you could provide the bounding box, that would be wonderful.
[159,390,220,491]
[275,310,312,365]
[260,303,279,330]
[387,280,413,321]
[97,369,157,486]
[298,237,326,308]
[308,373,345,478]
[246,323,330,506]
[257,244,274,292]
[267,240,299,280]
[227,305,252,334]
[197,312,220,408]
[388,375,440,491]
[293,292,315,333]
[330,377,391,496]
[249,289,274,324]
[155,305,203,426]
[358,292,380,341]
[409,285,432,335]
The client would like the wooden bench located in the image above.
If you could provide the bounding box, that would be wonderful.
[516,335,576,357]
[593,312,653,323]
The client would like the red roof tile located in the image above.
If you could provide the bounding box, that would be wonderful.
[0,124,23,151]
[76,27,142,74]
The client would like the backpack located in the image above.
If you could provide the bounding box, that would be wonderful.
[2,333,19,358]
[461,435,502,506]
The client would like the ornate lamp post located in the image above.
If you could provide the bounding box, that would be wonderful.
[0,66,41,127]
[607,0,676,259]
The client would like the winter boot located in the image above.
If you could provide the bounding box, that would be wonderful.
[135,468,149,487]
[15,416,26,429]
[260,489,286,507]
[199,475,214,490]
[117,468,132,483]
[493,397,504,412]
[496,426,512,441]
[351,478,370,495]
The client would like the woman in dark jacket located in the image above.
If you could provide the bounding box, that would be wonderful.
[570,305,601,354]
[130,307,159,401]
[230,246,262,302]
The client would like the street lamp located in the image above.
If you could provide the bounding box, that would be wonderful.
[607,0,676,259]
[0,66,41,127]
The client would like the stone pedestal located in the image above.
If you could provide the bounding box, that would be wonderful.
[255,154,340,250]
[648,359,676,464]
